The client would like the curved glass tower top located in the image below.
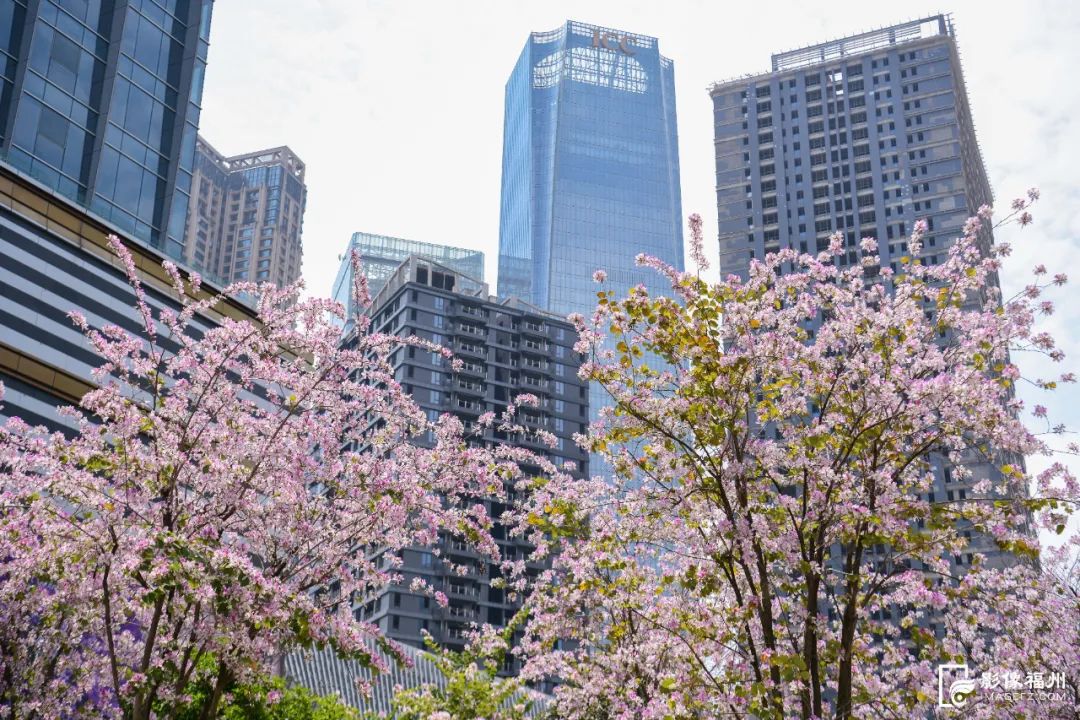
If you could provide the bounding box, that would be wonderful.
[497,20,684,319]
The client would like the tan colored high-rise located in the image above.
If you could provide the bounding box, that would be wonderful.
[182,136,306,287]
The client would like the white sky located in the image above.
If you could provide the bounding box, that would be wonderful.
[200,0,1080,534]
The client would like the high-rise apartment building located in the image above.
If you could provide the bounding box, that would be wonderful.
[0,0,213,260]
[348,255,588,676]
[710,16,990,282]
[498,21,684,459]
[182,136,306,286]
[331,232,483,323]
[709,16,1021,578]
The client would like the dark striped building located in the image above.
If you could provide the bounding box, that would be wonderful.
[0,163,258,434]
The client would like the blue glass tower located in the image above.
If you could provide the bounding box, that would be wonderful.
[498,21,684,318]
[0,0,212,261]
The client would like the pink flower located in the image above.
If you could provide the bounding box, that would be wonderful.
[1033,405,1048,418]
[592,269,608,283]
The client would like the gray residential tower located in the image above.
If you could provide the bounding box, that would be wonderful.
[709,16,1024,600]
[348,255,588,676]
[710,16,990,282]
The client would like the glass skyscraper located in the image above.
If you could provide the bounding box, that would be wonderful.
[0,0,212,260]
[498,22,684,459]
[497,20,684,317]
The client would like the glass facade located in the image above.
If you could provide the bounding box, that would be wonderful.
[332,232,484,323]
[497,21,684,320]
[0,0,212,263]
[498,21,684,468]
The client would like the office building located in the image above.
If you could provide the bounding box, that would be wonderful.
[497,21,684,462]
[183,135,306,285]
[498,20,683,315]
[347,255,588,676]
[709,16,1022,579]
[0,162,257,436]
[331,232,483,322]
[0,0,213,261]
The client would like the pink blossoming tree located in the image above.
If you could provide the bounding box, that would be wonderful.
[516,200,1079,718]
[0,238,547,719]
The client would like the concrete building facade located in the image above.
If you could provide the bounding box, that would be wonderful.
[708,16,1026,611]
[348,255,588,676]
[710,16,991,282]
[183,136,306,286]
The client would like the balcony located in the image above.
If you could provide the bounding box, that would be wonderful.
[457,323,486,337]
[521,357,546,371]
[455,378,486,394]
[446,538,476,554]
[458,360,485,377]
[446,605,478,621]
[456,563,485,579]
[459,305,485,319]
[521,375,549,391]
[446,626,471,641]
[447,583,480,598]
[455,341,485,357]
